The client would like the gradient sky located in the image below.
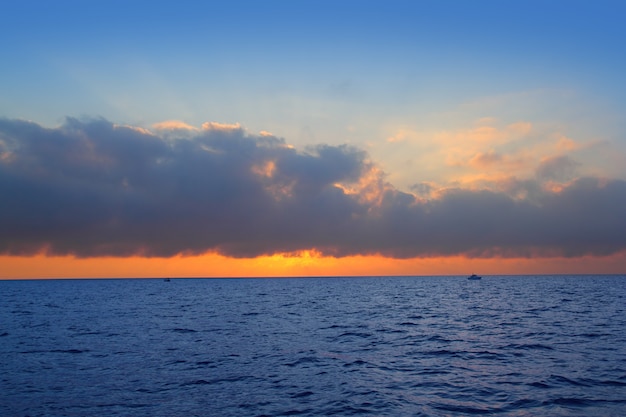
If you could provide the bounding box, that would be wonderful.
[2,0,626,278]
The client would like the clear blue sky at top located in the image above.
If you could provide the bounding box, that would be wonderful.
[1,0,625,146]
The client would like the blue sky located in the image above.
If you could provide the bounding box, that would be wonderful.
[4,1,625,133]
[4,1,626,157]
[2,1,626,274]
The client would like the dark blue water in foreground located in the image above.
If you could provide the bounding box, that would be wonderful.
[2,275,626,416]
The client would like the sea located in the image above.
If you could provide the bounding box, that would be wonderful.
[1,275,625,416]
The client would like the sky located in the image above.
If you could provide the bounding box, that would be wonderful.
[1,0,626,278]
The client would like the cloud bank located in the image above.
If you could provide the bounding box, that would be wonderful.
[1,117,625,259]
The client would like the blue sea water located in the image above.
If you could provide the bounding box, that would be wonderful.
[1,275,626,416]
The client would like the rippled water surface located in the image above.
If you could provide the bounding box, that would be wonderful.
[2,275,626,416]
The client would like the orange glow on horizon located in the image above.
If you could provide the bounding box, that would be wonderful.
[1,250,624,279]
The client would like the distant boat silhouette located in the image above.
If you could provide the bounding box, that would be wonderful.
[164,278,171,282]
[467,274,481,280]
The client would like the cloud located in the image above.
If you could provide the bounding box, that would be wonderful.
[201,121,242,132]
[387,117,625,195]
[535,155,581,182]
[469,150,504,168]
[1,116,625,259]
[152,120,198,131]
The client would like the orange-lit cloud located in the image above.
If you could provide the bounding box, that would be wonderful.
[202,121,242,131]
[152,120,198,131]
[382,120,540,188]
[1,116,626,270]
[251,160,277,178]
[433,121,535,173]
[384,116,626,195]
[386,128,415,143]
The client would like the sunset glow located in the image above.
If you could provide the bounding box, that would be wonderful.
[2,250,625,279]
[1,1,625,278]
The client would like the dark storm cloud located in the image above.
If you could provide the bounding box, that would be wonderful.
[1,117,625,259]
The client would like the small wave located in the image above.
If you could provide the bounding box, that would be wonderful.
[181,376,251,386]
[549,374,593,387]
[424,349,460,357]
[290,391,314,398]
[343,359,368,368]
[321,324,351,330]
[426,335,452,343]
[526,307,549,313]
[95,402,155,409]
[135,387,168,394]
[504,342,554,351]
[319,402,374,416]
[50,349,90,354]
[468,350,503,360]
[599,379,626,386]
[527,381,552,389]
[284,356,321,367]
[546,397,593,407]
[501,397,543,410]
[376,328,407,334]
[580,332,611,338]
[335,331,373,339]
[74,331,104,336]
[416,368,452,375]
[430,402,490,414]
[497,321,519,326]
[275,408,314,416]
[170,328,198,333]
[10,310,33,315]
[181,379,213,385]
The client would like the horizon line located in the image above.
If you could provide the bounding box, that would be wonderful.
[2,273,624,281]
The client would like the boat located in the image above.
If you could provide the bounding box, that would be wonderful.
[164,278,171,282]
[467,274,481,280]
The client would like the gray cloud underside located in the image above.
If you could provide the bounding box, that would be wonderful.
[1,117,625,259]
